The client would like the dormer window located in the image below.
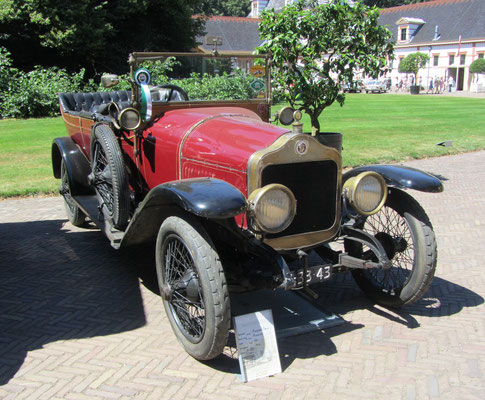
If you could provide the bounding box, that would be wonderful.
[396,17,425,44]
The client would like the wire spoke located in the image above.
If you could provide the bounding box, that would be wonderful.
[163,235,205,341]
[363,205,415,290]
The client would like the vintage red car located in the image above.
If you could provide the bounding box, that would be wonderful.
[52,52,442,360]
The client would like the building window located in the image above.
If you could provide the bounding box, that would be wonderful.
[460,54,466,65]
[400,28,407,42]
[449,54,455,65]
[433,55,439,66]
[478,53,484,59]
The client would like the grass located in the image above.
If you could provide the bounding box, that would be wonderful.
[293,93,485,166]
[0,117,65,197]
[1,94,484,197]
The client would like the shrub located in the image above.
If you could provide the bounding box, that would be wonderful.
[171,71,254,101]
[0,48,92,118]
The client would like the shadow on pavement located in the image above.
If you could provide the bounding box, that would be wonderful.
[204,270,483,374]
[2,219,482,381]
[313,272,484,329]
[0,220,148,386]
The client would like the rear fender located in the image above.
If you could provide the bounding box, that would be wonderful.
[51,137,93,195]
[343,164,444,193]
[120,178,247,247]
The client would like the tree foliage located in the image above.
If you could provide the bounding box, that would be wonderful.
[195,0,250,17]
[398,52,429,81]
[0,0,204,75]
[470,58,485,74]
[258,0,393,135]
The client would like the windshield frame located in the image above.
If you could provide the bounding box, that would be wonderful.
[127,52,272,107]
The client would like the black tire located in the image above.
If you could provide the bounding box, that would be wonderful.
[346,188,437,308]
[155,214,230,360]
[59,159,86,226]
[90,125,130,229]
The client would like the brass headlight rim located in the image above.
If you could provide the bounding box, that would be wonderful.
[118,107,142,131]
[108,102,121,130]
[248,183,297,234]
[344,171,388,216]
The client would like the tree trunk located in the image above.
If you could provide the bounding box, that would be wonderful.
[310,113,320,136]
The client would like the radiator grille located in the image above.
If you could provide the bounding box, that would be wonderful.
[261,160,338,238]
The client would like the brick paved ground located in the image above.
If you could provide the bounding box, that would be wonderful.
[1,151,484,399]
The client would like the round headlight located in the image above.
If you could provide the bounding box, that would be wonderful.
[278,106,295,126]
[343,171,387,216]
[248,184,296,233]
[118,108,141,131]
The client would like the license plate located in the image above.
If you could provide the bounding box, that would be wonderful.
[291,264,332,286]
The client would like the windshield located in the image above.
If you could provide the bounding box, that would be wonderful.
[128,52,271,104]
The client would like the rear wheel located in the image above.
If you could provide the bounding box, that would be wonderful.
[59,159,85,226]
[346,189,437,307]
[155,214,230,360]
[90,125,130,229]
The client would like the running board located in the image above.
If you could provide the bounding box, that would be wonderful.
[73,194,124,249]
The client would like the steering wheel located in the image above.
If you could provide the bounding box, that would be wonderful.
[158,84,189,101]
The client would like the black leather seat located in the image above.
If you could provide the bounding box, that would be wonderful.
[59,90,132,115]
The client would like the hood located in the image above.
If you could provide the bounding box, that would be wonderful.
[179,108,290,171]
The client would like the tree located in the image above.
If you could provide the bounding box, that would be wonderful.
[398,52,430,84]
[195,0,250,17]
[470,58,485,75]
[258,0,393,135]
[0,0,204,75]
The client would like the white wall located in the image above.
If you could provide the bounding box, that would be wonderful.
[387,41,485,91]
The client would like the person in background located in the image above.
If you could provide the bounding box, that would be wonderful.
[448,76,455,93]
[427,77,434,94]
[434,77,440,94]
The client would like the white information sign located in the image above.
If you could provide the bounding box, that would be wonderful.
[233,309,282,382]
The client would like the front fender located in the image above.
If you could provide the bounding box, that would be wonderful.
[120,178,247,247]
[51,137,93,195]
[343,164,444,193]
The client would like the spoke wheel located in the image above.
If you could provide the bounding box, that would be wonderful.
[90,125,130,229]
[156,214,230,360]
[346,188,437,307]
[59,159,85,226]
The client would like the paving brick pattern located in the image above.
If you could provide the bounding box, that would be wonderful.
[1,151,484,399]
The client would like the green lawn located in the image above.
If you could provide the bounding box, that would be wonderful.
[292,93,485,165]
[0,117,66,197]
[1,94,484,197]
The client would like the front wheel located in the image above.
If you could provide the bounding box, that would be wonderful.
[155,214,230,360]
[346,188,437,308]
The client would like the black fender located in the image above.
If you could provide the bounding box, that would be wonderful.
[343,164,444,193]
[51,137,93,195]
[120,178,247,247]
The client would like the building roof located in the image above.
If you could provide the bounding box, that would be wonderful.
[379,0,485,44]
[265,0,286,13]
[196,16,262,53]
